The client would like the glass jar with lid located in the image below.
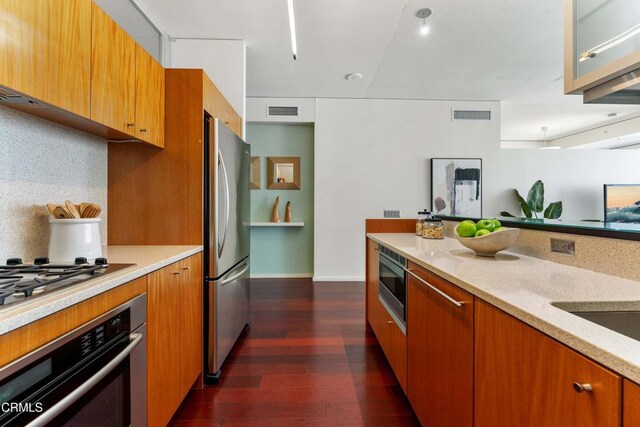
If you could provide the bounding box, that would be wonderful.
[422,213,445,240]
[416,210,428,236]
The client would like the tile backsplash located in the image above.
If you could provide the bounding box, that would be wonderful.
[0,106,107,262]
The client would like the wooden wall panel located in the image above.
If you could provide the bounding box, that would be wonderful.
[365,219,416,234]
[0,277,146,368]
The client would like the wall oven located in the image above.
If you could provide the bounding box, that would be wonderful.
[378,245,407,332]
[0,294,147,427]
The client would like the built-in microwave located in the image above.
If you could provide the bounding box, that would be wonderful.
[0,295,147,426]
[378,245,407,332]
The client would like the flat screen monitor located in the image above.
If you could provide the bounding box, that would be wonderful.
[604,184,640,223]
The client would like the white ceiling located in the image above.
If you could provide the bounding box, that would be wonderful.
[136,0,640,141]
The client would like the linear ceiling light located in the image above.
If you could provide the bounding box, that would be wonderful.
[580,23,640,62]
[287,0,298,60]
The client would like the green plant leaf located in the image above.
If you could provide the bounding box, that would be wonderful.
[526,180,545,213]
[499,211,516,217]
[515,190,533,218]
[543,201,563,219]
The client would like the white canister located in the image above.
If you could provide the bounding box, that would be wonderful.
[48,218,102,262]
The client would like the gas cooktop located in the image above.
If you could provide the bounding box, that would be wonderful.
[0,257,134,308]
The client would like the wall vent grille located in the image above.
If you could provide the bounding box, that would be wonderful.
[452,110,491,120]
[268,106,299,117]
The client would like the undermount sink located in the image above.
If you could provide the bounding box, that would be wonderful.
[567,310,640,342]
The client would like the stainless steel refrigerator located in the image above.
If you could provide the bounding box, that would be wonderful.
[204,117,251,382]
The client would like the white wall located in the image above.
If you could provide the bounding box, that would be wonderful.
[0,107,107,262]
[170,39,246,136]
[247,97,316,123]
[313,98,640,281]
[313,98,499,281]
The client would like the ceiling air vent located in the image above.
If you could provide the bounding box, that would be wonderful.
[268,106,299,117]
[452,110,491,121]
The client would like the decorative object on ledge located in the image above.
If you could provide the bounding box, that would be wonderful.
[271,196,280,222]
[604,184,640,224]
[267,156,301,190]
[285,201,292,222]
[500,180,563,220]
[250,157,260,189]
[431,158,482,217]
[250,222,304,227]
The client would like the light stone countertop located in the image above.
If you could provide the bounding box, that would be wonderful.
[367,233,640,383]
[0,245,203,336]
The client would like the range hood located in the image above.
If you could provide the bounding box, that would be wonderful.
[584,68,640,105]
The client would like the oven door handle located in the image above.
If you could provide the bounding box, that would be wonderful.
[25,332,143,427]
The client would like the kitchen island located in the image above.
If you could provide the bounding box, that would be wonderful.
[367,230,640,426]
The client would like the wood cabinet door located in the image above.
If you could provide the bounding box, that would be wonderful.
[91,3,136,134]
[135,44,165,147]
[0,0,91,117]
[147,263,182,427]
[365,239,380,329]
[179,254,202,396]
[377,301,408,393]
[407,263,474,427]
[475,300,622,427]
[624,380,640,427]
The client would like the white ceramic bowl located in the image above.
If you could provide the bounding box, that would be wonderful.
[48,218,102,262]
[454,226,520,257]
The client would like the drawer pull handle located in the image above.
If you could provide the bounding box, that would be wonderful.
[182,267,190,270]
[386,320,394,324]
[406,269,465,308]
[126,122,135,127]
[572,383,593,393]
[173,272,181,275]
[140,128,148,133]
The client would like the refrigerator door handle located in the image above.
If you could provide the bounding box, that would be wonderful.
[220,261,249,286]
[218,149,230,259]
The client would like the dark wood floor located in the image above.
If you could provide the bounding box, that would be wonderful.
[170,278,418,426]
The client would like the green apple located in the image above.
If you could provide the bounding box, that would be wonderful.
[456,221,477,238]
[494,226,505,232]
[476,219,496,233]
[474,229,491,237]
[491,219,501,229]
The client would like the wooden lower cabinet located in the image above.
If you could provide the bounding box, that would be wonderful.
[475,300,622,427]
[365,239,380,328]
[624,380,640,427]
[407,262,474,427]
[147,253,202,427]
[375,299,408,393]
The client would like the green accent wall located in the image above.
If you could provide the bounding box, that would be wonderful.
[247,123,314,276]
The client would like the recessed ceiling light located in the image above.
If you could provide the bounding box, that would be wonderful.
[346,73,363,81]
[416,8,432,36]
[608,112,618,118]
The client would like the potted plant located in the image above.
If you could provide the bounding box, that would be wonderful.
[500,180,563,219]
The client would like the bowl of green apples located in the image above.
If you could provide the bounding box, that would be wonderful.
[454,219,520,257]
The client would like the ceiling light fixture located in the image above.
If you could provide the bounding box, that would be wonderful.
[416,8,432,36]
[346,73,363,81]
[287,0,298,60]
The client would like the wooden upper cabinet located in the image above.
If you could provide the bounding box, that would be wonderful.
[407,262,474,427]
[475,300,621,427]
[91,3,136,134]
[135,45,165,147]
[0,0,91,117]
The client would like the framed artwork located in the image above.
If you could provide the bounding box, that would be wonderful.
[250,157,260,189]
[604,184,640,223]
[431,158,482,217]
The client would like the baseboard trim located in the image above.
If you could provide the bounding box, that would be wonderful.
[250,273,313,279]
[312,276,364,282]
